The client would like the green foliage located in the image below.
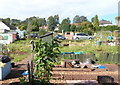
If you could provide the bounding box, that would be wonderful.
[99,25,120,32]
[70,24,76,32]
[7,40,31,62]
[73,15,87,23]
[73,15,80,23]
[78,21,94,35]
[59,18,71,32]
[47,16,56,31]
[93,15,99,29]
[2,18,10,24]
[39,29,47,36]
[20,26,25,31]
[54,14,59,24]
[79,16,88,22]
[38,18,46,27]
[19,76,28,85]
[19,23,27,30]
[33,39,60,83]
[26,22,33,38]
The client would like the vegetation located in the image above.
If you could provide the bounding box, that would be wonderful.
[1,14,119,35]
[33,39,60,84]
[73,15,87,23]
[59,40,118,54]
[93,15,99,29]
[47,16,56,31]
[59,18,71,32]
[0,40,32,62]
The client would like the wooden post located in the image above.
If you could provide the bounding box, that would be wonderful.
[118,64,120,84]
[31,60,34,79]
[27,61,31,83]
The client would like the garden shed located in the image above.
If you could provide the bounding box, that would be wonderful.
[40,32,53,44]
[0,32,17,44]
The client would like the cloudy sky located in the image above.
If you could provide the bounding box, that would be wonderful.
[0,0,119,24]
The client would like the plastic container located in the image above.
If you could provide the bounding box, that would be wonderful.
[0,62,11,80]
[96,41,102,45]
[97,65,106,69]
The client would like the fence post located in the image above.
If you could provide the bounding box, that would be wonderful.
[31,60,34,80]
[27,61,31,83]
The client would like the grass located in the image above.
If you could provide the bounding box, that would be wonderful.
[58,39,119,64]
[0,39,39,62]
[6,39,36,62]
[1,35,118,63]
[59,40,118,54]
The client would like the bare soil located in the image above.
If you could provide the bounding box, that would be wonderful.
[0,54,119,85]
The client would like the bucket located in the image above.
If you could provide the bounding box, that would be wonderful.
[96,41,102,45]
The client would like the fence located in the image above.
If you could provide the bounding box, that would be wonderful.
[58,52,120,64]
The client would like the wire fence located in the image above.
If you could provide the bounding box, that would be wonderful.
[58,52,120,64]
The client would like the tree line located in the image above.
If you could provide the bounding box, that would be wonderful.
[0,15,119,35]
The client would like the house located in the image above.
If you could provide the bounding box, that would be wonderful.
[64,32,74,40]
[0,21,16,33]
[115,16,120,27]
[113,30,120,37]
[39,25,48,31]
[71,23,81,26]
[0,21,17,44]
[99,20,113,26]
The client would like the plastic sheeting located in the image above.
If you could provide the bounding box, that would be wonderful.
[61,52,84,55]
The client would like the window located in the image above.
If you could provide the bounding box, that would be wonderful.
[66,32,70,35]
[4,36,8,40]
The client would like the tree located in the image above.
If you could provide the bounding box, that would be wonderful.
[93,15,99,29]
[59,18,71,32]
[38,18,46,27]
[47,16,56,31]
[91,17,94,23]
[11,19,21,27]
[73,15,80,23]
[24,16,39,31]
[2,18,10,24]
[26,22,33,38]
[20,26,25,31]
[78,21,94,35]
[54,14,59,24]
[79,16,87,22]
[31,18,39,31]
[73,15,87,23]
[70,24,76,32]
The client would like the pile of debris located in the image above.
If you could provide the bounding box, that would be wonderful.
[56,58,107,71]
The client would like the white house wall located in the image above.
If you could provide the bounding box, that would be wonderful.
[0,34,13,44]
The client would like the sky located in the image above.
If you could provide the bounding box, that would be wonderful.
[0,0,119,24]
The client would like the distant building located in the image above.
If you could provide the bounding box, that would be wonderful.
[99,20,113,26]
[115,16,120,27]
[39,25,48,31]
[64,32,74,40]
[0,21,16,33]
[71,23,81,26]
[0,21,17,44]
